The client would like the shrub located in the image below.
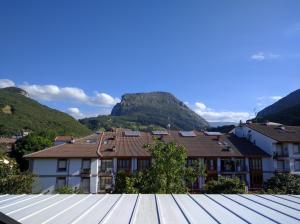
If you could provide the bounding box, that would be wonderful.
[56,186,84,194]
[205,177,246,194]
[263,173,300,194]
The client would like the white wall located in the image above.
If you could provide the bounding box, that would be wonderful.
[32,158,98,193]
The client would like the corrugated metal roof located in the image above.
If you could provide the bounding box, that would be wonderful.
[0,194,300,224]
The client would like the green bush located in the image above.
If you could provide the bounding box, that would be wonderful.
[56,186,84,194]
[0,155,35,194]
[205,177,246,194]
[263,173,300,194]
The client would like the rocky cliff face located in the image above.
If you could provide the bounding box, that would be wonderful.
[110,92,209,130]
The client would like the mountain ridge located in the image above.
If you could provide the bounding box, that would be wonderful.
[256,89,300,126]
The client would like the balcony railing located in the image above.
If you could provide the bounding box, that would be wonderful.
[273,152,289,158]
[221,166,247,173]
[275,168,290,173]
[80,168,91,174]
[99,168,113,175]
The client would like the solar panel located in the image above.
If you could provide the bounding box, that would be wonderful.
[204,131,223,136]
[124,130,141,137]
[179,131,197,137]
[152,130,169,135]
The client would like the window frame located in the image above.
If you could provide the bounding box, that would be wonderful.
[57,159,68,172]
[117,159,131,171]
[100,159,113,172]
[137,159,151,170]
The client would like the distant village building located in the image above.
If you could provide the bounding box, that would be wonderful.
[0,137,16,152]
[25,128,269,193]
[54,136,74,145]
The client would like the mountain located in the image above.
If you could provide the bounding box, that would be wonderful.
[80,92,209,131]
[256,89,300,126]
[0,87,92,136]
[209,122,237,128]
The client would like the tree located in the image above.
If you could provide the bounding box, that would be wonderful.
[114,140,205,194]
[11,133,53,170]
[145,141,187,193]
[205,177,246,194]
[0,155,35,194]
[263,173,300,194]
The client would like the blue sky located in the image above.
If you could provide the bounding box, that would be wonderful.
[0,0,300,122]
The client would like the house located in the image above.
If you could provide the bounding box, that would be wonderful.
[25,129,269,193]
[234,122,300,179]
[54,135,74,145]
[0,137,16,152]
[25,134,99,193]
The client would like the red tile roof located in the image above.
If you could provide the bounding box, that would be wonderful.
[24,134,100,158]
[25,129,269,158]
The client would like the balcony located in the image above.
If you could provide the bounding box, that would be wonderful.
[275,168,290,173]
[273,152,289,158]
[98,168,113,175]
[221,160,247,173]
[80,168,91,175]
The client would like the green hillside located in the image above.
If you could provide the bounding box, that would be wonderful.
[0,87,92,136]
[80,92,209,131]
[256,89,300,126]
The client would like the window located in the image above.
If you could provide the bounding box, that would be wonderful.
[81,177,90,193]
[56,177,66,189]
[100,160,113,172]
[249,158,262,171]
[205,159,217,171]
[250,173,263,189]
[295,160,300,171]
[99,176,113,191]
[221,159,235,172]
[235,159,246,172]
[294,144,300,155]
[81,159,91,173]
[276,144,289,156]
[57,159,67,172]
[277,160,289,171]
[187,158,197,167]
[137,159,151,170]
[117,159,131,171]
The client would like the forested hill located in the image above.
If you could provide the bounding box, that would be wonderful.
[256,89,300,126]
[0,87,92,136]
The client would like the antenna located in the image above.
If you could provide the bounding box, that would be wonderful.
[167,117,171,133]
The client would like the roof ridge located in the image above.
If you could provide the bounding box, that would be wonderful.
[24,134,97,158]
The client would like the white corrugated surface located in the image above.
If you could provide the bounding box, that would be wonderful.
[0,194,300,224]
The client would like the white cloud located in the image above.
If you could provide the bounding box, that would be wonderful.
[194,102,252,123]
[256,96,282,109]
[92,92,120,106]
[0,79,15,88]
[195,102,207,111]
[19,84,90,103]
[18,83,119,107]
[251,52,280,61]
[66,107,84,119]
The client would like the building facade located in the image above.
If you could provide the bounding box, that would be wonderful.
[234,122,300,180]
[25,129,269,193]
